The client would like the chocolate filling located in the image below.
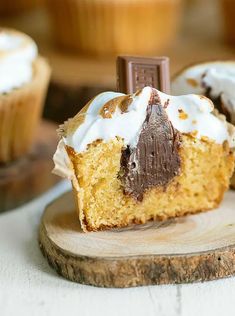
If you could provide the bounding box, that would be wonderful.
[202,76,232,122]
[119,91,182,202]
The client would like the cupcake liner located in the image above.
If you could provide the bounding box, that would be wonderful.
[0,0,41,15]
[0,57,51,163]
[46,0,182,56]
[221,0,235,44]
[231,173,235,189]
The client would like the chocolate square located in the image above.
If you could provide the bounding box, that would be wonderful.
[117,56,170,94]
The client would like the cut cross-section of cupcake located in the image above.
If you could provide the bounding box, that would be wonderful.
[172,61,235,188]
[53,87,235,232]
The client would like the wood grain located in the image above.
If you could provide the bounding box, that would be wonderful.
[0,120,60,212]
[39,190,235,288]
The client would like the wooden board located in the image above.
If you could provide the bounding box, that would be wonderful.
[0,120,60,212]
[39,190,235,288]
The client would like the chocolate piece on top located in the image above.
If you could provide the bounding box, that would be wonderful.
[119,89,181,201]
[117,56,170,94]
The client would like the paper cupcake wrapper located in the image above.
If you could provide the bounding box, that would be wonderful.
[0,57,51,163]
[0,0,40,14]
[231,172,235,189]
[46,0,182,56]
[221,0,235,44]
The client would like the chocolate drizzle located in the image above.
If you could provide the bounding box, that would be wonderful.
[119,91,182,201]
[202,75,232,123]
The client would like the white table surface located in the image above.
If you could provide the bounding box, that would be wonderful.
[0,181,235,316]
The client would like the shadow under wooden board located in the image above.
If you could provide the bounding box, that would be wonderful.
[39,190,235,288]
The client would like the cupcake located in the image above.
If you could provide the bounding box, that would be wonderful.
[46,0,182,57]
[172,61,235,124]
[171,61,235,188]
[0,0,41,15]
[0,28,51,163]
[53,87,235,232]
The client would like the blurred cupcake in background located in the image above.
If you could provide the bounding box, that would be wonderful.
[221,0,235,44]
[0,28,51,163]
[0,0,41,15]
[46,0,182,57]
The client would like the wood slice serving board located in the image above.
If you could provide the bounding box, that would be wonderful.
[0,120,60,212]
[39,190,235,288]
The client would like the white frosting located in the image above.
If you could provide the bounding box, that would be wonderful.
[53,87,235,178]
[172,62,235,122]
[65,89,151,153]
[162,92,233,145]
[0,29,38,94]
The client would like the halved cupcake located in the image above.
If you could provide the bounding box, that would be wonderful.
[53,87,235,232]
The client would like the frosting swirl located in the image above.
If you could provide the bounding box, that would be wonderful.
[53,87,235,178]
[64,87,235,150]
[0,28,38,94]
